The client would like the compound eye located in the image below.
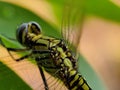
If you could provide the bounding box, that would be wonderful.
[28,21,42,35]
[16,23,28,45]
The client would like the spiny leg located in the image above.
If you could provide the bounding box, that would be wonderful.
[35,56,51,90]
[6,47,31,61]
[7,49,51,62]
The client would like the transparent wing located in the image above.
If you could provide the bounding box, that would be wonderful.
[0,36,68,90]
[61,0,86,56]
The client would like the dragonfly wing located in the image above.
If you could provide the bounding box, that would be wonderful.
[61,0,86,57]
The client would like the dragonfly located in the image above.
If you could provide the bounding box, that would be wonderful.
[0,0,91,90]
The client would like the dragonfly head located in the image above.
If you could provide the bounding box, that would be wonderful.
[16,21,42,46]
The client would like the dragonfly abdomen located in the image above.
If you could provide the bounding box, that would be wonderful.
[67,70,91,90]
[50,40,91,90]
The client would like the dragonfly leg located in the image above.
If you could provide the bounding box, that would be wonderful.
[7,49,32,62]
[35,57,50,90]
[7,48,30,52]
[15,53,32,61]
[0,37,31,61]
[5,47,31,61]
[38,66,49,90]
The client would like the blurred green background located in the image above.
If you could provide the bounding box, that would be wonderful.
[0,0,120,90]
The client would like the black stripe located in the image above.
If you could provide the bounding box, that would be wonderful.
[70,74,80,89]
[34,42,47,46]
[76,85,84,90]
[31,37,47,47]
[67,71,77,83]
[77,77,92,90]
[32,50,50,54]
[66,71,78,89]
